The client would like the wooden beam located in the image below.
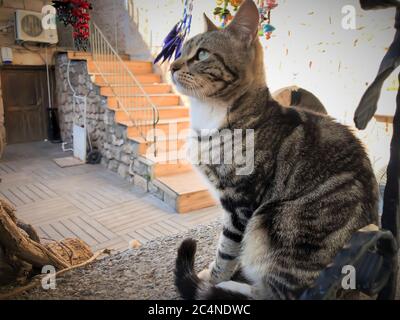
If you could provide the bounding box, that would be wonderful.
[374,114,394,124]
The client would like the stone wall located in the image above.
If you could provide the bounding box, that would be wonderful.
[55,53,106,151]
[100,117,151,192]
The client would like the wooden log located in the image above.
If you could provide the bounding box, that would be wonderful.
[0,126,4,160]
[0,201,70,271]
[16,221,41,244]
[0,199,40,244]
[1,199,17,222]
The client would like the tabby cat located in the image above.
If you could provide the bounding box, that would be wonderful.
[171,0,379,300]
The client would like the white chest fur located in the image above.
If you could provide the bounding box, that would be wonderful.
[189,98,228,133]
[188,98,229,201]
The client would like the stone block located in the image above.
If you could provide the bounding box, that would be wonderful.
[148,182,164,200]
[120,153,132,166]
[108,160,119,172]
[133,159,149,177]
[164,192,177,211]
[117,163,130,179]
[134,174,148,192]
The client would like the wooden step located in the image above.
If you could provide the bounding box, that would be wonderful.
[67,51,131,61]
[153,162,193,178]
[115,106,189,122]
[108,94,180,109]
[137,151,192,178]
[94,73,161,86]
[122,118,190,139]
[154,171,216,213]
[137,139,188,156]
[87,60,153,75]
[100,84,172,96]
[68,51,93,61]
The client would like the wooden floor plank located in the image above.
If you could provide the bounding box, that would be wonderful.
[17,185,42,202]
[34,182,58,198]
[88,203,137,219]
[51,221,78,239]
[156,220,182,234]
[11,187,34,204]
[97,205,162,228]
[110,211,168,233]
[79,215,116,240]
[132,228,156,241]
[66,195,95,213]
[94,203,159,224]
[150,223,175,236]
[0,189,24,206]
[163,219,189,232]
[126,231,150,245]
[40,224,64,241]
[76,191,106,210]
[70,216,109,243]
[61,219,98,246]
[116,214,173,235]
[37,226,49,239]
[85,190,113,207]
[92,237,128,252]
[67,192,102,212]
[24,184,46,201]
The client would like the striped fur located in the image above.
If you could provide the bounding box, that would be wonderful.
[172,0,379,300]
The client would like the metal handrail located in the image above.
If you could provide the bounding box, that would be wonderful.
[89,22,159,154]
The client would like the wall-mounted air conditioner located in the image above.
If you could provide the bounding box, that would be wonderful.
[15,10,58,45]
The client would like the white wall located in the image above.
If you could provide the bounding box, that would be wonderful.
[91,0,151,59]
[133,0,397,171]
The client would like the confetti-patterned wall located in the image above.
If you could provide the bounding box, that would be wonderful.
[133,0,396,172]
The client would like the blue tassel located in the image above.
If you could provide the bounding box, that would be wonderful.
[155,0,193,64]
[263,24,275,33]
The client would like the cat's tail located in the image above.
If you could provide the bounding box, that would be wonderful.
[175,239,250,300]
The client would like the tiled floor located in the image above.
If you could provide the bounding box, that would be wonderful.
[0,142,222,253]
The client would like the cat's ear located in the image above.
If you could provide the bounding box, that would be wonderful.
[204,13,218,32]
[227,0,259,45]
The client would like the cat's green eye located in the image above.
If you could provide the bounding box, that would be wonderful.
[197,50,210,61]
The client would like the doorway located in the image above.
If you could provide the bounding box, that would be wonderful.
[1,66,54,144]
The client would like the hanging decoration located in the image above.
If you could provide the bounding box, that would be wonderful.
[213,0,243,28]
[258,0,278,40]
[212,0,278,39]
[154,0,194,64]
[52,0,93,51]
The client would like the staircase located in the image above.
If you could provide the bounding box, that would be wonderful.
[67,30,216,214]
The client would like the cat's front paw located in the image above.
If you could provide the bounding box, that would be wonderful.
[197,261,215,283]
[197,268,212,282]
